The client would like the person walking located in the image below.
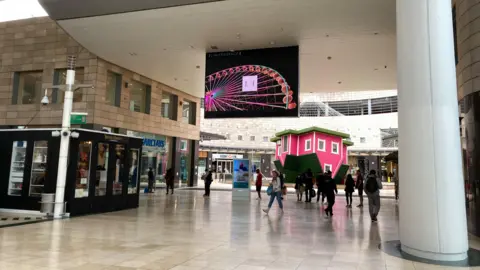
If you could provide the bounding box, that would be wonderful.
[365,169,383,222]
[147,168,155,193]
[204,170,213,197]
[355,170,364,207]
[295,174,304,201]
[316,172,326,204]
[304,168,314,202]
[255,169,263,200]
[165,168,174,195]
[344,174,355,208]
[323,171,338,218]
[263,171,284,214]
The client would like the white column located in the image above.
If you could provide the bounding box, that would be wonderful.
[397,0,468,262]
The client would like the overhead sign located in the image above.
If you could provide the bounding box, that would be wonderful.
[212,154,243,160]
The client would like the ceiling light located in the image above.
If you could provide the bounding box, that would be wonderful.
[338,81,342,84]
[374,32,379,35]
[327,56,332,60]
[210,45,218,50]
[229,48,234,52]
[196,65,200,69]
[270,41,276,45]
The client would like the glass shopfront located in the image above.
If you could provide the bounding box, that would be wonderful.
[176,139,192,185]
[126,131,172,185]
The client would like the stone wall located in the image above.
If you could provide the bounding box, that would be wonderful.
[0,17,200,140]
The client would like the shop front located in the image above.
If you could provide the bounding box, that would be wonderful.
[175,138,193,187]
[0,129,143,216]
[126,131,173,187]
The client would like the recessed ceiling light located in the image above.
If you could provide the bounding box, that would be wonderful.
[190,45,195,49]
[196,65,200,69]
[338,81,342,84]
[374,32,379,35]
[174,78,178,81]
[229,48,235,52]
[327,56,332,60]
[210,45,219,50]
[270,41,276,45]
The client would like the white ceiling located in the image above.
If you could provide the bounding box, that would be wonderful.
[58,0,397,98]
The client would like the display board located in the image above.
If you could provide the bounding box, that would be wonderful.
[232,159,251,200]
[205,46,299,118]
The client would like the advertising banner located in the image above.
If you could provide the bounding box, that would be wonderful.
[233,159,250,189]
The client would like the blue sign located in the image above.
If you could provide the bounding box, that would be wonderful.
[143,138,165,148]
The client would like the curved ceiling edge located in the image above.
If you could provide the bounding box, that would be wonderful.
[38,0,225,20]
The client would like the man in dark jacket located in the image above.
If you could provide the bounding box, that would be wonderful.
[147,168,155,193]
[355,170,364,207]
[316,172,326,203]
[323,171,338,217]
[204,170,213,197]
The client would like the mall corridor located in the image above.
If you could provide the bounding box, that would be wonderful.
[0,191,478,270]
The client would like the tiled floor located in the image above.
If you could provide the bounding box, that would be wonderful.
[0,190,478,270]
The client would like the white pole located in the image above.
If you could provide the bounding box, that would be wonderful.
[53,56,75,218]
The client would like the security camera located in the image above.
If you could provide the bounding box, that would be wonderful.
[41,89,49,106]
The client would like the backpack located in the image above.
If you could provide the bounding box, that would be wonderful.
[365,176,379,193]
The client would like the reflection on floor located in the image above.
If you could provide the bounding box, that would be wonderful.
[0,190,479,270]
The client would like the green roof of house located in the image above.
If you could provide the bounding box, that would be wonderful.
[343,140,354,146]
[270,126,351,142]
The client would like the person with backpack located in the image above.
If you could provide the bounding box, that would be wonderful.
[323,171,338,218]
[365,169,383,222]
[295,174,304,201]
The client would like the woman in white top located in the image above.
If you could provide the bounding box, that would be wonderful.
[263,171,284,214]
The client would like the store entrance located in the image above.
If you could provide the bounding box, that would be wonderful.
[215,160,233,183]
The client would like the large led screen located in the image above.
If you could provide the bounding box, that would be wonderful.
[204,46,299,118]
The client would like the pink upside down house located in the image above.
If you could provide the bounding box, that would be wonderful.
[271,127,353,183]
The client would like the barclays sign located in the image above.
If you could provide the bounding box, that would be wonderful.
[143,138,165,148]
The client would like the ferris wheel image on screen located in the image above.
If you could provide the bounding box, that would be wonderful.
[204,65,297,113]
